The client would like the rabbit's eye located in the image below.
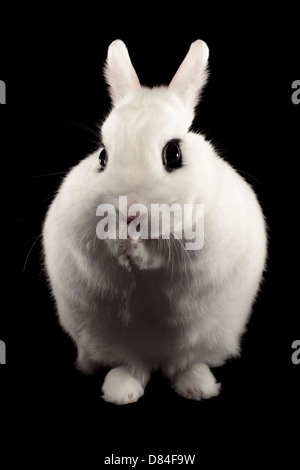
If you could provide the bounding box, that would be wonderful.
[98,148,108,171]
[162,140,182,172]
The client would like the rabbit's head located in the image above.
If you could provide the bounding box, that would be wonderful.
[78,40,212,270]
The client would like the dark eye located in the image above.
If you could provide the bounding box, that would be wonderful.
[162,140,182,172]
[98,148,108,171]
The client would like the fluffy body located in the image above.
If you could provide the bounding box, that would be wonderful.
[43,40,267,404]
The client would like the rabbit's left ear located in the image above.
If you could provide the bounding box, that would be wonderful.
[105,40,141,105]
[169,40,209,110]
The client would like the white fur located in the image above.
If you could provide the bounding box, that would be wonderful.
[173,363,221,400]
[43,40,267,405]
[102,366,145,405]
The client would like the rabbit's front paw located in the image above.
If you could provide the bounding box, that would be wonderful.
[173,363,221,401]
[102,366,144,405]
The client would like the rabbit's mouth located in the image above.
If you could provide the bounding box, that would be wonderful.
[114,238,164,272]
[117,239,148,271]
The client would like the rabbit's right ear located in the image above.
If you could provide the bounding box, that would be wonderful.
[104,40,141,105]
[169,40,209,111]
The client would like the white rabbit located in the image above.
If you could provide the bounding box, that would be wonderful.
[43,39,267,405]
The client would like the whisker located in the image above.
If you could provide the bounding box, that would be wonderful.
[171,235,198,290]
[236,169,272,195]
[17,186,104,222]
[12,234,43,251]
[23,234,42,272]
[14,171,68,179]
[18,196,56,220]
[60,120,101,141]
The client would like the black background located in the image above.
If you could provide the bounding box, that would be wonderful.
[1,5,299,466]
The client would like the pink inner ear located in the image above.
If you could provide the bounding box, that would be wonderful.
[169,40,209,110]
[105,39,141,105]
